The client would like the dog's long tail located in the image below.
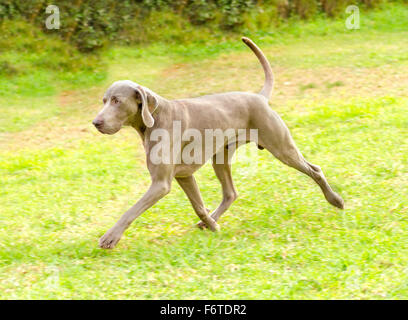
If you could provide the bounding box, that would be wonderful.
[241,37,273,99]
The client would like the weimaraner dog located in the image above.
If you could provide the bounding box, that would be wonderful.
[93,37,344,249]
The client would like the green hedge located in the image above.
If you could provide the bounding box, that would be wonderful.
[0,0,395,52]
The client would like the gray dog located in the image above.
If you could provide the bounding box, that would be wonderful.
[93,37,344,249]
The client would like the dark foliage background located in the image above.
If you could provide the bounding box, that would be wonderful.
[0,0,396,52]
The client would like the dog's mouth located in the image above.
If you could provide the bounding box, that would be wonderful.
[96,125,120,135]
[97,127,115,135]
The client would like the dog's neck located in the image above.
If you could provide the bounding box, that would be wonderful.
[129,93,170,141]
[149,93,169,116]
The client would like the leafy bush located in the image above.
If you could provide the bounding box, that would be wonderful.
[0,0,391,52]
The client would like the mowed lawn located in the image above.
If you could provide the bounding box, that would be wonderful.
[1,20,408,298]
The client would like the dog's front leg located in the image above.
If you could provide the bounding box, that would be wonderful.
[176,176,220,231]
[99,179,171,249]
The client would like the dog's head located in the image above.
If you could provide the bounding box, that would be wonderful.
[92,80,158,134]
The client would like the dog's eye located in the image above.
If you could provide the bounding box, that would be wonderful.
[103,98,107,104]
[111,96,119,104]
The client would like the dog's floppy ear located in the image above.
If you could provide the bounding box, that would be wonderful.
[133,86,158,128]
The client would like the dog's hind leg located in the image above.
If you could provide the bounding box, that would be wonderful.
[255,107,344,209]
[176,175,220,231]
[197,147,238,229]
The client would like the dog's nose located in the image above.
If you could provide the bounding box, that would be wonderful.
[92,119,104,128]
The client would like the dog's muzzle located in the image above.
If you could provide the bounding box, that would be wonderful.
[92,118,104,129]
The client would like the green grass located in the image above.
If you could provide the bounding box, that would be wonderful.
[0,4,408,299]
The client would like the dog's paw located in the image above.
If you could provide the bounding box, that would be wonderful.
[212,222,221,232]
[196,219,220,232]
[327,192,345,209]
[99,230,122,249]
[196,220,207,229]
[196,209,213,229]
